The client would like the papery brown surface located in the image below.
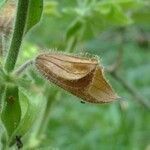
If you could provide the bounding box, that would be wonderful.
[0,1,15,56]
[0,1,15,35]
[35,53,118,103]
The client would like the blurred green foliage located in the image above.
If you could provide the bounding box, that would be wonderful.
[20,0,150,149]
[0,0,150,149]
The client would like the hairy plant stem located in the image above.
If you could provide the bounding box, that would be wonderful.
[4,0,29,73]
[14,60,34,76]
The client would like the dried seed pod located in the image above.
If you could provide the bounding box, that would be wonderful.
[35,52,119,103]
[0,1,15,35]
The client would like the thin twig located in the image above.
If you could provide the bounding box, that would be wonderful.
[14,60,34,76]
[107,50,150,110]
[106,29,150,110]
[110,72,150,110]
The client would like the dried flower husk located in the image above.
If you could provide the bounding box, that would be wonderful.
[35,52,118,103]
[0,1,15,35]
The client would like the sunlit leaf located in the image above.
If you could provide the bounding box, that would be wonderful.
[96,3,132,25]
[132,9,150,24]
[1,85,21,137]
[44,1,59,16]
[9,87,44,145]
[119,0,143,10]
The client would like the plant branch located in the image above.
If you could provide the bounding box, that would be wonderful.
[107,49,150,110]
[14,60,34,76]
[4,0,29,73]
[110,72,150,110]
[106,32,150,110]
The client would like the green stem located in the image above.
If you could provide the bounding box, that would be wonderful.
[66,36,78,52]
[14,60,34,76]
[37,98,53,136]
[4,0,29,73]
[0,85,5,112]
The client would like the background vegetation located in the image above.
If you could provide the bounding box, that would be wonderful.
[0,0,150,149]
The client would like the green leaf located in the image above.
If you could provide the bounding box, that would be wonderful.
[44,1,59,16]
[24,0,43,34]
[116,0,143,11]
[97,2,112,15]
[132,9,150,24]
[9,87,44,145]
[97,0,143,12]
[97,3,132,25]
[1,85,21,137]
[107,4,132,25]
